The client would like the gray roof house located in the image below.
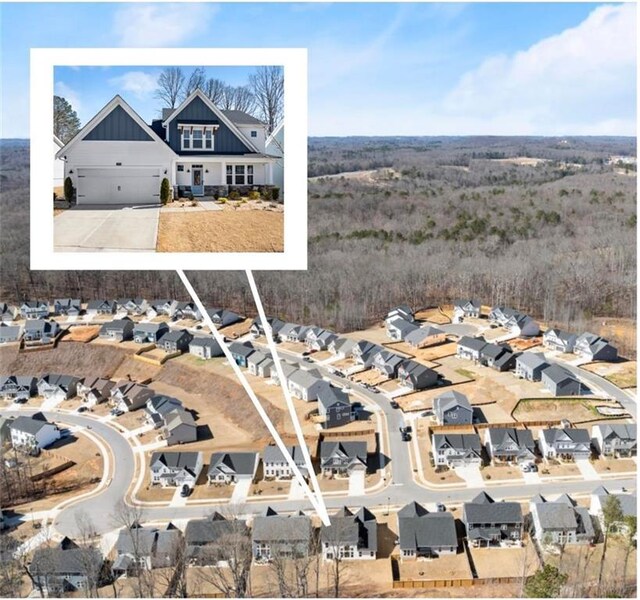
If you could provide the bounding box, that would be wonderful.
[397,360,438,390]
[262,444,308,479]
[321,506,377,560]
[115,298,148,315]
[405,325,446,349]
[10,413,61,452]
[149,451,203,487]
[110,380,155,412]
[112,523,182,574]
[492,349,520,372]
[77,376,115,406]
[488,306,519,326]
[592,424,636,457]
[0,324,22,343]
[163,408,198,446]
[456,336,487,361]
[306,328,339,351]
[99,318,134,341]
[506,314,540,337]
[514,352,549,381]
[146,394,183,421]
[251,315,285,339]
[133,322,170,344]
[23,319,59,343]
[320,441,368,475]
[352,341,385,367]
[329,336,357,358]
[590,486,637,533]
[530,494,595,545]
[270,361,299,386]
[317,383,352,429]
[462,492,524,547]
[288,368,325,401]
[385,317,418,341]
[479,343,515,370]
[37,374,79,400]
[247,350,269,376]
[543,329,578,353]
[0,303,18,322]
[574,333,618,361]
[453,299,481,321]
[539,428,591,460]
[0,375,37,400]
[433,390,473,425]
[252,508,313,561]
[485,428,536,463]
[53,298,82,316]
[277,322,302,342]
[86,299,116,315]
[147,299,178,317]
[541,364,583,396]
[397,502,458,559]
[206,308,242,327]
[20,301,50,319]
[184,513,250,565]
[157,329,193,353]
[372,350,405,378]
[432,433,482,467]
[385,305,414,323]
[228,341,255,367]
[189,335,224,359]
[173,301,201,320]
[207,451,259,484]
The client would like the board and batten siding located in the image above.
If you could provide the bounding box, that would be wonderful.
[167,96,254,155]
[83,105,153,141]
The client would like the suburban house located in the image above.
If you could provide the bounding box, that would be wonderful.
[247,350,269,376]
[23,319,60,343]
[77,377,115,406]
[0,324,21,343]
[10,413,60,453]
[86,300,116,316]
[206,308,243,328]
[207,451,259,484]
[173,301,201,321]
[287,368,325,401]
[385,305,414,323]
[543,329,578,353]
[37,374,79,401]
[250,315,285,339]
[255,357,275,378]
[163,408,198,446]
[405,325,446,348]
[385,317,418,342]
[149,451,203,487]
[265,122,284,190]
[462,492,524,547]
[116,298,148,315]
[262,444,308,479]
[157,329,193,353]
[228,341,255,367]
[317,383,352,429]
[433,390,473,425]
[539,428,592,461]
[99,318,134,342]
[456,336,487,361]
[110,381,155,412]
[306,328,338,351]
[321,506,377,560]
[488,306,519,326]
[320,441,368,476]
[590,486,637,534]
[53,298,82,316]
[0,303,18,322]
[574,333,618,362]
[19,301,49,319]
[147,299,177,318]
[514,352,549,381]
[185,514,250,566]
[30,541,102,595]
[431,433,482,467]
[189,335,223,359]
[352,341,385,367]
[0,375,37,401]
[270,361,298,386]
[485,428,537,463]
[505,313,540,337]
[397,502,458,559]
[146,394,183,423]
[541,364,583,396]
[372,350,405,378]
[453,299,481,322]
[252,508,313,561]
[112,523,182,575]
[54,135,65,186]
[530,494,595,545]
[479,343,514,369]
[397,360,438,391]
[329,337,357,358]
[592,424,637,458]
[132,322,169,344]
[277,322,304,342]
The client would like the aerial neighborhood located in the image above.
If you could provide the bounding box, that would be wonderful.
[0,296,635,596]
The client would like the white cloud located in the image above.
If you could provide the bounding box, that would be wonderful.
[113,4,216,47]
[108,71,157,99]
[54,81,81,113]
[440,3,637,135]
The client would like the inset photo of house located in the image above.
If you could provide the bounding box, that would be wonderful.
[52,64,286,255]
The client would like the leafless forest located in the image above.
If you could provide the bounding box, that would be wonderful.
[0,136,636,352]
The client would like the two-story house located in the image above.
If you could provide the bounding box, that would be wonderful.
[592,424,636,458]
[397,502,458,559]
[433,391,473,425]
[77,376,115,406]
[252,509,312,561]
[262,444,308,479]
[99,318,134,342]
[397,360,438,391]
[207,451,259,484]
[10,413,60,453]
[530,494,595,545]
[431,433,482,467]
[462,492,523,547]
[317,383,352,429]
[539,428,591,461]
[189,335,224,360]
[484,428,536,463]
[23,319,60,343]
[149,451,203,487]
[132,322,170,344]
[37,374,79,401]
[0,375,37,401]
[321,506,377,560]
[456,336,487,361]
[320,441,368,476]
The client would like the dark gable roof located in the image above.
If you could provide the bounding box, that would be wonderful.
[317,383,350,409]
[463,494,523,525]
[185,515,249,545]
[321,506,377,552]
[150,451,200,474]
[433,433,481,453]
[252,510,312,542]
[11,414,54,435]
[320,440,367,462]
[31,547,102,576]
[160,329,191,343]
[398,504,457,551]
[541,364,578,384]
[487,427,535,450]
[228,341,255,358]
[222,109,264,126]
[208,452,257,477]
[263,444,307,465]
[458,336,487,351]
[596,424,636,441]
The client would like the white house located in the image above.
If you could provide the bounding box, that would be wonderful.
[10,414,60,453]
[265,122,284,192]
[54,135,65,188]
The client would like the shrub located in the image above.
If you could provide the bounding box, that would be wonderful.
[160,178,171,205]
[190,200,197,207]
[248,190,261,200]
[63,177,74,203]
[229,190,241,200]
[272,187,280,201]
[218,197,228,204]
[261,187,273,201]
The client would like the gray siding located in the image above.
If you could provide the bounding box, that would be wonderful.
[83,105,153,141]
[167,96,254,155]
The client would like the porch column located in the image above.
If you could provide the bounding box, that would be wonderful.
[266,162,273,185]
[221,162,226,189]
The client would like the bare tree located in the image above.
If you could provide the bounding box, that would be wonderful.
[597,495,624,594]
[155,67,186,109]
[249,66,284,134]
[203,78,227,105]
[221,85,255,113]
[73,511,104,598]
[182,67,207,100]
[0,534,24,598]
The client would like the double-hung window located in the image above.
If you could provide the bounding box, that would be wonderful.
[226,165,255,185]
[205,129,213,150]
[181,127,214,151]
[182,129,190,150]
[192,129,203,150]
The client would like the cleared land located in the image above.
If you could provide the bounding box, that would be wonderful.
[156,211,284,253]
[582,360,637,389]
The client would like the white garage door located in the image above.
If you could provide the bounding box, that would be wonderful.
[76,168,161,205]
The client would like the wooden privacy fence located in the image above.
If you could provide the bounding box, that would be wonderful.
[393,576,522,589]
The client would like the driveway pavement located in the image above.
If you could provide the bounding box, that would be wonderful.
[54,205,159,252]
[453,465,484,487]
[231,478,252,503]
[348,470,366,496]
[576,459,601,481]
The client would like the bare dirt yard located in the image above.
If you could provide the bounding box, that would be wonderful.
[513,398,625,424]
[592,457,637,475]
[397,551,472,581]
[415,307,451,325]
[582,360,636,389]
[157,211,284,253]
[60,325,100,343]
[470,543,540,578]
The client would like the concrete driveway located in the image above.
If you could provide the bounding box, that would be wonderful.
[54,205,159,252]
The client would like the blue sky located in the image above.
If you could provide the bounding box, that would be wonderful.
[1,2,636,137]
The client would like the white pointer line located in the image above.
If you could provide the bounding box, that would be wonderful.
[245,269,330,524]
[176,269,330,526]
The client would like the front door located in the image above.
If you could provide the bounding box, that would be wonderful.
[191,165,204,196]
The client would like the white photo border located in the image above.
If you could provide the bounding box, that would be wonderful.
[31,47,307,271]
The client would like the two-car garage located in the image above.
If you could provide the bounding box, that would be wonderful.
[76,167,161,205]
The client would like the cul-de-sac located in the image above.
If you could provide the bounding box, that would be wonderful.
[0,297,635,596]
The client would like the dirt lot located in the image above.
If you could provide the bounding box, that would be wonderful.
[397,551,472,581]
[156,211,284,253]
[219,318,252,339]
[415,307,451,325]
[61,325,100,343]
[481,462,524,482]
[386,341,457,363]
[513,398,625,424]
[471,543,539,578]
[592,457,637,474]
[582,360,637,389]
[352,369,389,386]
[509,337,543,351]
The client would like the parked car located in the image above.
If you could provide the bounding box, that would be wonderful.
[303,357,313,363]
[77,406,88,413]
[180,484,191,498]
[390,400,399,409]
[436,502,446,512]
[401,432,411,442]
[111,408,124,417]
